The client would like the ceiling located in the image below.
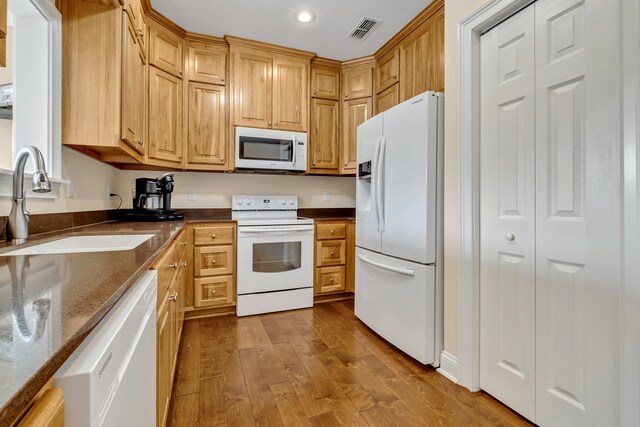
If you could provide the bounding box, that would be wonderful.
[151,0,432,61]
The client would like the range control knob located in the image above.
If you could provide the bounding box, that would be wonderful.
[243,199,251,206]
[288,199,295,205]
[236,199,243,206]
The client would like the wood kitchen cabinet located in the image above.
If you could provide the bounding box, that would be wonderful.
[341,66,373,100]
[375,48,399,94]
[311,63,340,100]
[62,0,146,164]
[148,66,183,164]
[229,38,312,132]
[376,83,399,114]
[16,387,64,427]
[125,0,146,56]
[314,220,355,296]
[187,82,227,168]
[152,231,187,427]
[192,223,237,309]
[0,0,6,68]
[187,42,227,85]
[149,23,183,78]
[399,5,444,100]
[341,97,372,174]
[309,98,340,173]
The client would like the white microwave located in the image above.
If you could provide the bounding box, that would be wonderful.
[235,127,307,172]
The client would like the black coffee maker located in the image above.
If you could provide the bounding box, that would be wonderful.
[117,173,184,221]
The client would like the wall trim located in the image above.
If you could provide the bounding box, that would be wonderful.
[457,0,537,392]
[436,351,458,384]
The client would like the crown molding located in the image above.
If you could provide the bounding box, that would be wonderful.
[225,35,316,60]
[311,57,342,69]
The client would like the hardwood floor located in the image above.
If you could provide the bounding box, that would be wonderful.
[167,300,532,427]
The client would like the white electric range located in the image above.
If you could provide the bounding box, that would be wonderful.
[232,195,314,316]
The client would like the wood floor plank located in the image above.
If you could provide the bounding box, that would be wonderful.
[169,301,532,427]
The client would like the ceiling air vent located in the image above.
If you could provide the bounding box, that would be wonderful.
[347,17,382,41]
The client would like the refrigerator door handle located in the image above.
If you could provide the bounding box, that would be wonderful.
[372,137,382,231]
[377,136,387,231]
[357,253,416,276]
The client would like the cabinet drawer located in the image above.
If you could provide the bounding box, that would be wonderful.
[316,240,346,267]
[194,275,234,307]
[315,266,346,294]
[316,223,346,240]
[194,245,234,276]
[194,225,235,246]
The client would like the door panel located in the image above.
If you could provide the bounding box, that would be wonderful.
[479,5,536,421]
[188,82,226,166]
[121,12,145,154]
[342,98,372,174]
[535,0,621,425]
[272,57,308,131]
[356,113,383,253]
[148,67,183,163]
[233,50,272,128]
[188,44,227,85]
[309,98,340,171]
[382,93,439,264]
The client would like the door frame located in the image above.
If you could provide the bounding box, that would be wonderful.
[456,0,536,393]
[457,5,640,424]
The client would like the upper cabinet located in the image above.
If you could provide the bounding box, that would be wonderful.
[341,97,372,174]
[229,39,312,132]
[188,43,227,85]
[62,0,146,164]
[126,0,147,56]
[342,66,373,100]
[375,48,399,94]
[149,24,184,78]
[398,4,444,100]
[148,66,183,164]
[311,65,340,100]
[0,0,6,67]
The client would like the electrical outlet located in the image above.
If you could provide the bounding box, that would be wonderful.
[324,191,332,201]
[106,185,112,199]
[67,180,76,198]
[188,190,197,201]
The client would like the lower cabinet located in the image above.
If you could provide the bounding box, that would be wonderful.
[14,383,64,427]
[314,220,355,296]
[152,230,187,427]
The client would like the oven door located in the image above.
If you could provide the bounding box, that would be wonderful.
[237,225,314,294]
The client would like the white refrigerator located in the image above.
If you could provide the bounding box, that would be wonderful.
[355,91,444,366]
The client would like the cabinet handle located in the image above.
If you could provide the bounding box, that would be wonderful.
[136,28,144,37]
[169,292,178,302]
[135,139,143,145]
[181,241,187,246]
[169,262,178,269]
[181,261,187,268]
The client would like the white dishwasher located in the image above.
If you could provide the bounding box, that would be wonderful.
[54,270,157,427]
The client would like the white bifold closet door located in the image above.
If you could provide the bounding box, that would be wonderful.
[480,0,622,425]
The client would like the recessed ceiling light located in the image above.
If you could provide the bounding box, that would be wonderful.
[295,10,315,24]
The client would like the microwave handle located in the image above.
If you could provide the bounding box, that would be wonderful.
[292,134,298,166]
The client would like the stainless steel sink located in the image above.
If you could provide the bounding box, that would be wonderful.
[0,234,155,256]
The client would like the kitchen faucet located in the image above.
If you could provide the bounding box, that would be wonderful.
[7,146,52,244]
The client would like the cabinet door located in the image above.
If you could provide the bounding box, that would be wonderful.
[311,66,340,100]
[188,82,226,166]
[399,7,443,101]
[341,97,372,174]
[309,98,339,172]
[121,12,145,155]
[272,56,308,131]
[375,83,399,114]
[188,44,227,85]
[135,0,147,57]
[149,25,183,78]
[376,49,399,94]
[232,50,272,128]
[342,67,373,100]
[156,295,171,427]
[148,67,183,163]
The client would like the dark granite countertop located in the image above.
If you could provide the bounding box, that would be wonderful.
[0,207,355,424]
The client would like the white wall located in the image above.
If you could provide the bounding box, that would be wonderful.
[443,0,491,357]
[115,170,356,209]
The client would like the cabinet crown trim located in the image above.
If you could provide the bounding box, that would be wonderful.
[225,35,316,59]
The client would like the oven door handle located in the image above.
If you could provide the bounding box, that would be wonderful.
[239,226,313,233]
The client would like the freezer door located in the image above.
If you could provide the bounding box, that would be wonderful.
[381,93,440,264]
[356,113,383,253]
[355,247,436,365]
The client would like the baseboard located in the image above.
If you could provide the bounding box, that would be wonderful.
[436,351,458,384]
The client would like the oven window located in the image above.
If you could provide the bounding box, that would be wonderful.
[239,136,293,162]
[252,242,301,273]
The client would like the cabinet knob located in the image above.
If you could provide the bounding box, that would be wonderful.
[179,155,183,159]
[392,75,397,79]
[221,76,225,82]
[210,290,217,295]
[312,161,316,166]
[330,278,334,283]
[181,241,187,246]
[221,157,224,161]
[344,93,348,98]
[136,28,144,37]
[135,139,143,145]
[344,162,348,166]
[268,121,272,126]
[169,262,178,269]
[181,261,187,268]
[169,292,178,302]
[505,233,516,242]
[330,252,335,256]
[313,90,316,95]
[211,234,216,238]
[330,230,334,235]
